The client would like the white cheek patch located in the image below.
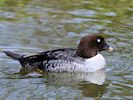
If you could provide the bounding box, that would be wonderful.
[97,39,101,43]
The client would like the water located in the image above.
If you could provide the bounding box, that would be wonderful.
[0,0,133,99]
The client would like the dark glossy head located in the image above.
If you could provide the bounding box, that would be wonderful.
[76,34,113,58]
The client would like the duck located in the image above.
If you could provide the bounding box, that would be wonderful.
[4,34,114,73]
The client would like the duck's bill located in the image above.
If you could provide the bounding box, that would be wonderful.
[103,43,114,51]
[108,46,114,51]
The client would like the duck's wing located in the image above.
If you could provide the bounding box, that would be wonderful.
[23,48,76,62]
[24,48,84,72]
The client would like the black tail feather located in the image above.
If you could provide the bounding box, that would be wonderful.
[3,51,23,61]
[4,51,42,70]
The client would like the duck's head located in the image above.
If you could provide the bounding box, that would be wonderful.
[76,34,114,58]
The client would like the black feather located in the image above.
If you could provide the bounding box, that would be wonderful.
[3,51,22,60]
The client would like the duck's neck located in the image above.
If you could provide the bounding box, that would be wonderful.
[76,48,97,58]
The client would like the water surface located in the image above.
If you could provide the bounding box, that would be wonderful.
[0,0,133,99]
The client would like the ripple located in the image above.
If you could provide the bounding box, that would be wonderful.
[69,9,95,17]
[0,0,133,99]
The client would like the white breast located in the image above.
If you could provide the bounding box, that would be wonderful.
[83,54,106,72]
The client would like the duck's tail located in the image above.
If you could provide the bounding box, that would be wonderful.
[3,51,23,61]
[3,51,41,72]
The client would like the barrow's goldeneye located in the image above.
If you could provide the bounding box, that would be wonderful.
[4,34,113,73]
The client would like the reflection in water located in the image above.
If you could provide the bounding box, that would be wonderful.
[43,70,107,97]
[43,70,106,86]
[20,68,106,85]
[79,83,107,98]
[19,68,107,98]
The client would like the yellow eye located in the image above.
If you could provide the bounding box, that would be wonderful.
[97,39,101,43]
